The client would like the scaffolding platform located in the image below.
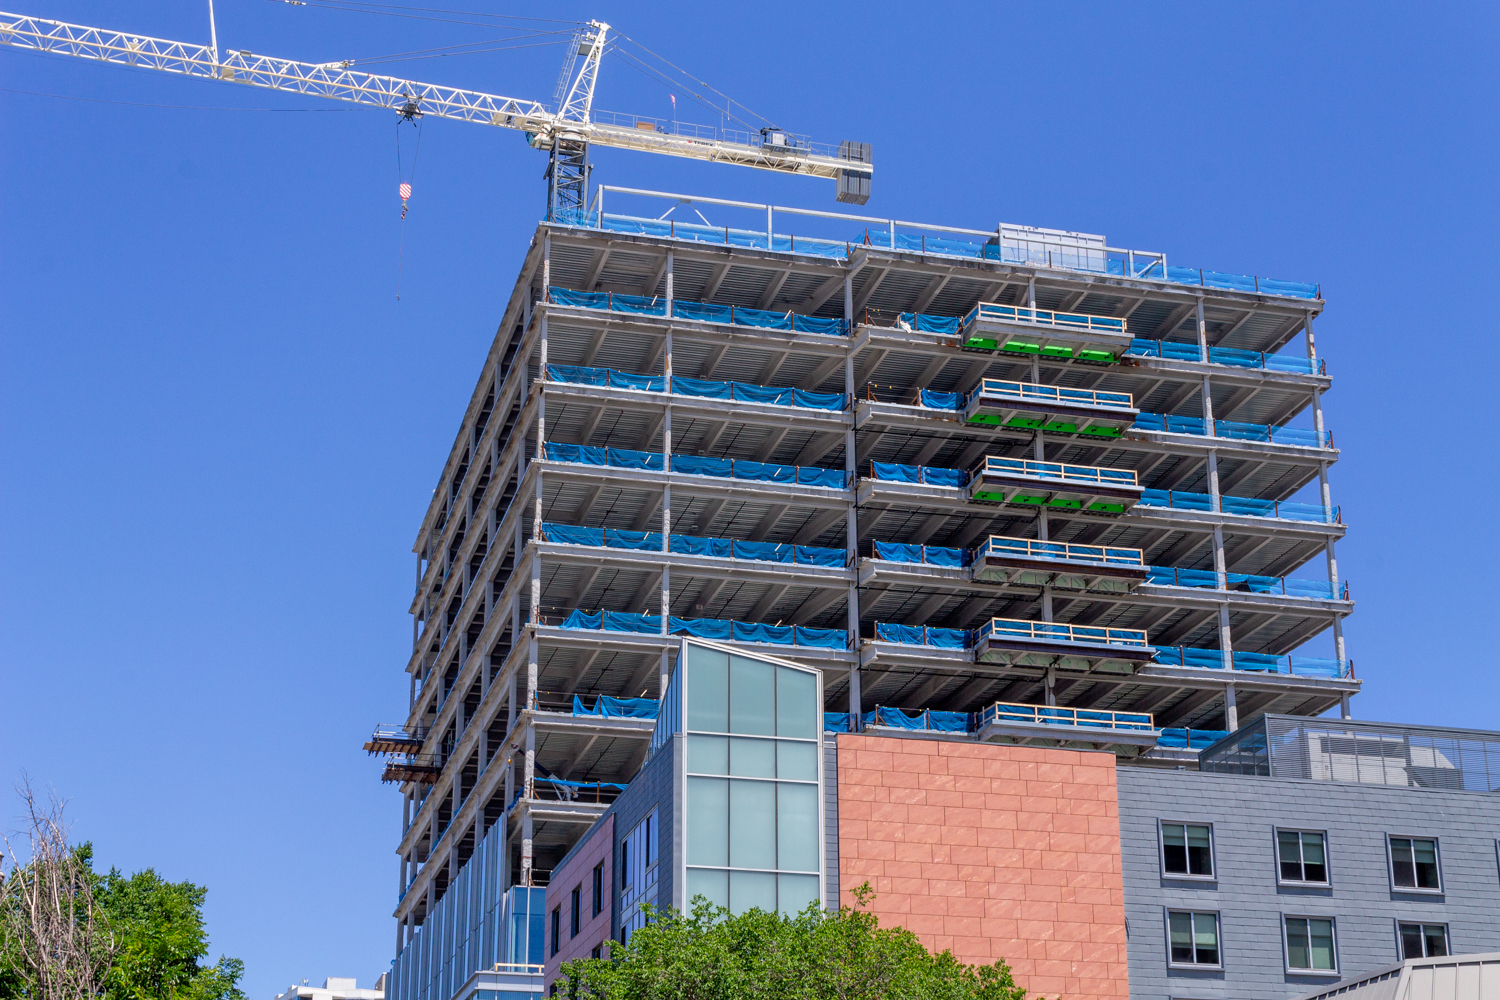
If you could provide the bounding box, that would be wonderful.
[973,618,1153,673]
[972,535,1148,590]
[968,456,1142,513]
[963,378,1137,439]
[958,303,1133,361]
[973,701,1159,756]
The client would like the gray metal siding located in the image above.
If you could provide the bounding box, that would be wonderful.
[606,738,677,938]
[823,735,840,910]
[1118,767,1500,1000]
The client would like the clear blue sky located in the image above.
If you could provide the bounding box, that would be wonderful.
[2,1,1496,997]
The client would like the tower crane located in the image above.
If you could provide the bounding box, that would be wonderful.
[0,9,873,214]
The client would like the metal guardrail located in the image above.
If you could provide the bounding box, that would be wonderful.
[972,378,1133,410]
[977,617,1151,648]
[984,535,1144,566]
[977,701,1155,732]
[966,302,1128,335]
[980,456,1140,487]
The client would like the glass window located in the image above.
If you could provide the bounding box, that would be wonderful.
[620,839,630,889]
[776,782,820,872]
[728,870,777,914]
[687,734,728,774]
[550,907,560,957]
[729,655,775,735]
[1399,922,1449,959]
[686,645,728,732]
[685,867,728,909]
[1162,823,1214,877]
[776,739,818,781]
[1278,830,1329,884]
[776,665,818,738]
[1390,837,1441,890]
[685,777,729,867]
[1167,910,1220,967]
[729,737,776,778]
[1285,917,1337,972]
[569,885,580,937]
[728,779,776,870]
[777,873,820,915]
[591,863,603,918]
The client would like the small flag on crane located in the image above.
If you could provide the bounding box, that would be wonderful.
[400,182,412,219]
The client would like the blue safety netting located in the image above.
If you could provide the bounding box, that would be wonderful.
[863,706,970,732]
[560,609,847,649]
[548,287,668,316]
[1126,336,1325,373]
[544,443,846,489]
[873,622,969,649]
[823,713,852,733]
[547,283,848,334]
[545,363,846,411]
[542,776,629,792]
[869,462,968,489]
[541,522,845,567]
[571,694,659,719]
[919,389,963,411]
[870,541,966,567]
[1153,645,1348,678]
[1147,565,1339,599]
[1133,412,1329,448]
[1156,729,1229,750]
[1137,489,1339,524]
[894,311,963,335]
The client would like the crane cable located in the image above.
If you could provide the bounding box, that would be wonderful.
[395,110,424,301]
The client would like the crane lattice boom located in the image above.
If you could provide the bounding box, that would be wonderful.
[0,11,872,204]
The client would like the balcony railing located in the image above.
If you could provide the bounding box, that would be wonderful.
[978,456,1139,487]
[977,617,1150,648]
[977,702,1155,732]
[971,378,1133,410]
[965,302,1129,335]
[984,535,1144,566]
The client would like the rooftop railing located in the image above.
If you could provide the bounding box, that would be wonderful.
[564,188,1321,301]
[977,702,1155,732]
[980,456,1140,487]
[984,536,1145,566]
[972,378,1134,410]
[978,617,1150,648]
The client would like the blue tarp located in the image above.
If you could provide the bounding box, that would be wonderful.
[544,444,846,490]
[571,695,659,719]
[869,462,967,489]
[862,707,969,732]
[823,713,852,733]
[871,541,964,567]
[549,287,668,316]
[873,622,969,649]
[920,389,963,410]
[560,609,847,649]
[1156,728,1229,749]
[1151,645,1346,677]
[1134,412,1327,448]
[900,312,962,335]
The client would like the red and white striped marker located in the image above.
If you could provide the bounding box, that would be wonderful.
[399,182,412,200]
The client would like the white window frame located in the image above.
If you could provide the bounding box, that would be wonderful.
[1158,819,1216,881]
[1386,834,1443,894]
[1396,919,1450,960]
[1275,828,1331,887]
[1164,908,1223,970]
[1282,914,1340,976]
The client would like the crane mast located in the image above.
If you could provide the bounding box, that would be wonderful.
[0,10,873,209]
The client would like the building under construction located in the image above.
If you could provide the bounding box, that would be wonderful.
[373,192,1389,1000]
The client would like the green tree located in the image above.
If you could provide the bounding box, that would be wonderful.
[1,788,244,1000]
[557,884,1040,1000]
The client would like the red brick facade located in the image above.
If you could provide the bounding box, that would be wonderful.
[835,734,1129,1000]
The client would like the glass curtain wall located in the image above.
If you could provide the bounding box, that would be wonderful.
[680,642,823,915]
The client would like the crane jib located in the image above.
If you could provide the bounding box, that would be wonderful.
[0,10,872,204]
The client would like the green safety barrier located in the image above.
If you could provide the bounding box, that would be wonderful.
[1003,341,1042,354]
[964,336,999,350]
